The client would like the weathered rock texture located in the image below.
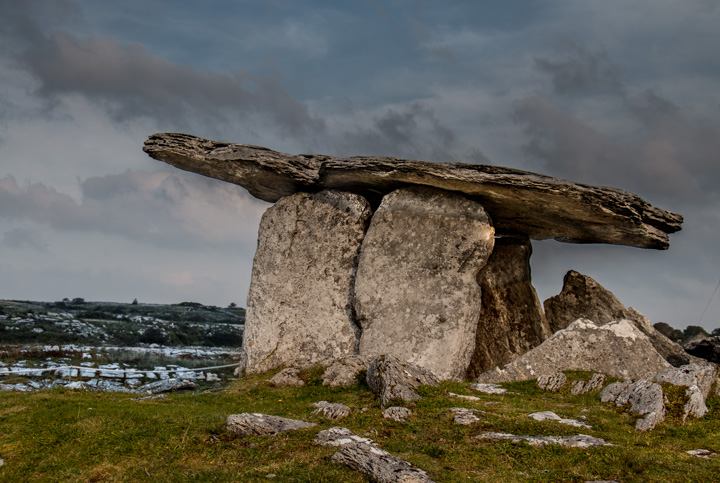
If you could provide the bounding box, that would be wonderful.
[600,379,666,431]
[450,407,483,425]
[321,355,372,387]
[354,187,494,380]
[544,271,695,367]
[652,363,719,420]
[311,401,352,420]
[467,236,551,378]
[537,373,567,392]
[316,427,435,483]
[145,133,682,249]
[242,190,372,374]
[477,432,612,448]
[382,406,412,422]
[268,368,304,387]
[528,411,591,429]
[477,319,671,382]
[571,373,606,395]
[366,355,438,407]
[226,413,316,436]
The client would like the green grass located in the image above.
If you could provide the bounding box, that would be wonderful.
[1,369,718,482]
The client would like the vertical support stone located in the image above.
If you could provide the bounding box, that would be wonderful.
[467,236,551,379]
[354,186,494,380]
[242,190,372,374]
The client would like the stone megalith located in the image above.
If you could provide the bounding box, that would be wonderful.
[544,270,697,367]
[242,190,372,374]
[467,236,551,378]
[353,186,495,380]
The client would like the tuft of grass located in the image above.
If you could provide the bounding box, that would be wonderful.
[0,372,719,482]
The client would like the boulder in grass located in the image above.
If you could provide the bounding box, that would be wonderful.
[268,368,305,387]
[382,407,412,423]
[311,401,351,421]
[537,373,567,392]
[366,355,438,407]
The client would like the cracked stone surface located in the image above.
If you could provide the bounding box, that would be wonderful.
[226,413,316,436]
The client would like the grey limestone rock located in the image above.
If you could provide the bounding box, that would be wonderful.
[226,413,316,437]
[137,378,196,395]
[315,427,435,482]
[321,355,373,387]
[544,271,695,367]
[467,236,552,378]
[355,186,494,380]
[571,373,606,395]
[268,368,305,387]
[382,406,412,422]
[478,319,671,383]
[450,407,483,425]
[528,411,592,429]
[311,401,351,420]
[366,355,439,407]
[145,133,682,249]
[476,432,612,448]
[470,383,507,394]
[601,379,666,431]
[448,392,481,401]
[651,363,719,420]
[537,373,567,392]
[242,190,372,374]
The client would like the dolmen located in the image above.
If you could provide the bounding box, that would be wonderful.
[144,133,683,381]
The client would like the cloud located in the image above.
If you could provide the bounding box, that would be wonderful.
[534,41,625,96]
[0,170,268,250]
[1,227,48,252]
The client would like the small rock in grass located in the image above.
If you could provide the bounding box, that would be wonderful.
[450,407,482,425]
[311,401,351,420]
[477,432,612,448]
[537,373,567,391]
[686,449,717,459]
[137,378,196,394]
[131,394,169,402]
[226,413,315,436]
[315,427,376,447]
[382,406,412,422]
[528,411,591,429]
[366,355,438,407]
[448,392,480,401]
[571,373,606,395]
[268,367,304,387]
[470,383,507,394]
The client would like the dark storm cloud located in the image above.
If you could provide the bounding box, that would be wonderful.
[534,42,625,96]
[340,103,461,161]
[0,171,266,250]
[514,44,720,206]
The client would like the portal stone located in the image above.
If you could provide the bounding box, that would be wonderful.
[467,237,551,378]
[354,186,494,380]
[242,190,372,374]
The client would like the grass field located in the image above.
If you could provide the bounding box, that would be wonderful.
[0,368,718,482]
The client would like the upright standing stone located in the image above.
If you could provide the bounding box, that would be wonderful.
[467,236,551,378]
[354,186,495,380]
[242,190,372,374]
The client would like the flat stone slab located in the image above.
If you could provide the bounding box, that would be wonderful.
[144,133,682,249]
[226,413,316,436]
[528,411,592,429]
[477,432,612,448]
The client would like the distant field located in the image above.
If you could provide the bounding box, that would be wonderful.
[0,299,245,347]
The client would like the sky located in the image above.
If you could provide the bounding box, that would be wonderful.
[1,0,719,331]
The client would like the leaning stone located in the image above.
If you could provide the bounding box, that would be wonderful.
[355,186,494,380]
[382,407,412,422]
[226,413,316,437]
[331,442,435,483]
[366,355,438,408]
[137,378,196,395]
[145,133,682,249]
[470,383,507,394]
[311,401,351,420]
[528,411,591,429]
[269,368,305,387]
[544,271,695,367]
[478,319,671,383]
[476,432,612,448]
[322,355,373,387]
[450,407,482,425]
[242,190,372,374]
[468,236,551,377]
[315,427,376,448]
[538,373,567,392]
